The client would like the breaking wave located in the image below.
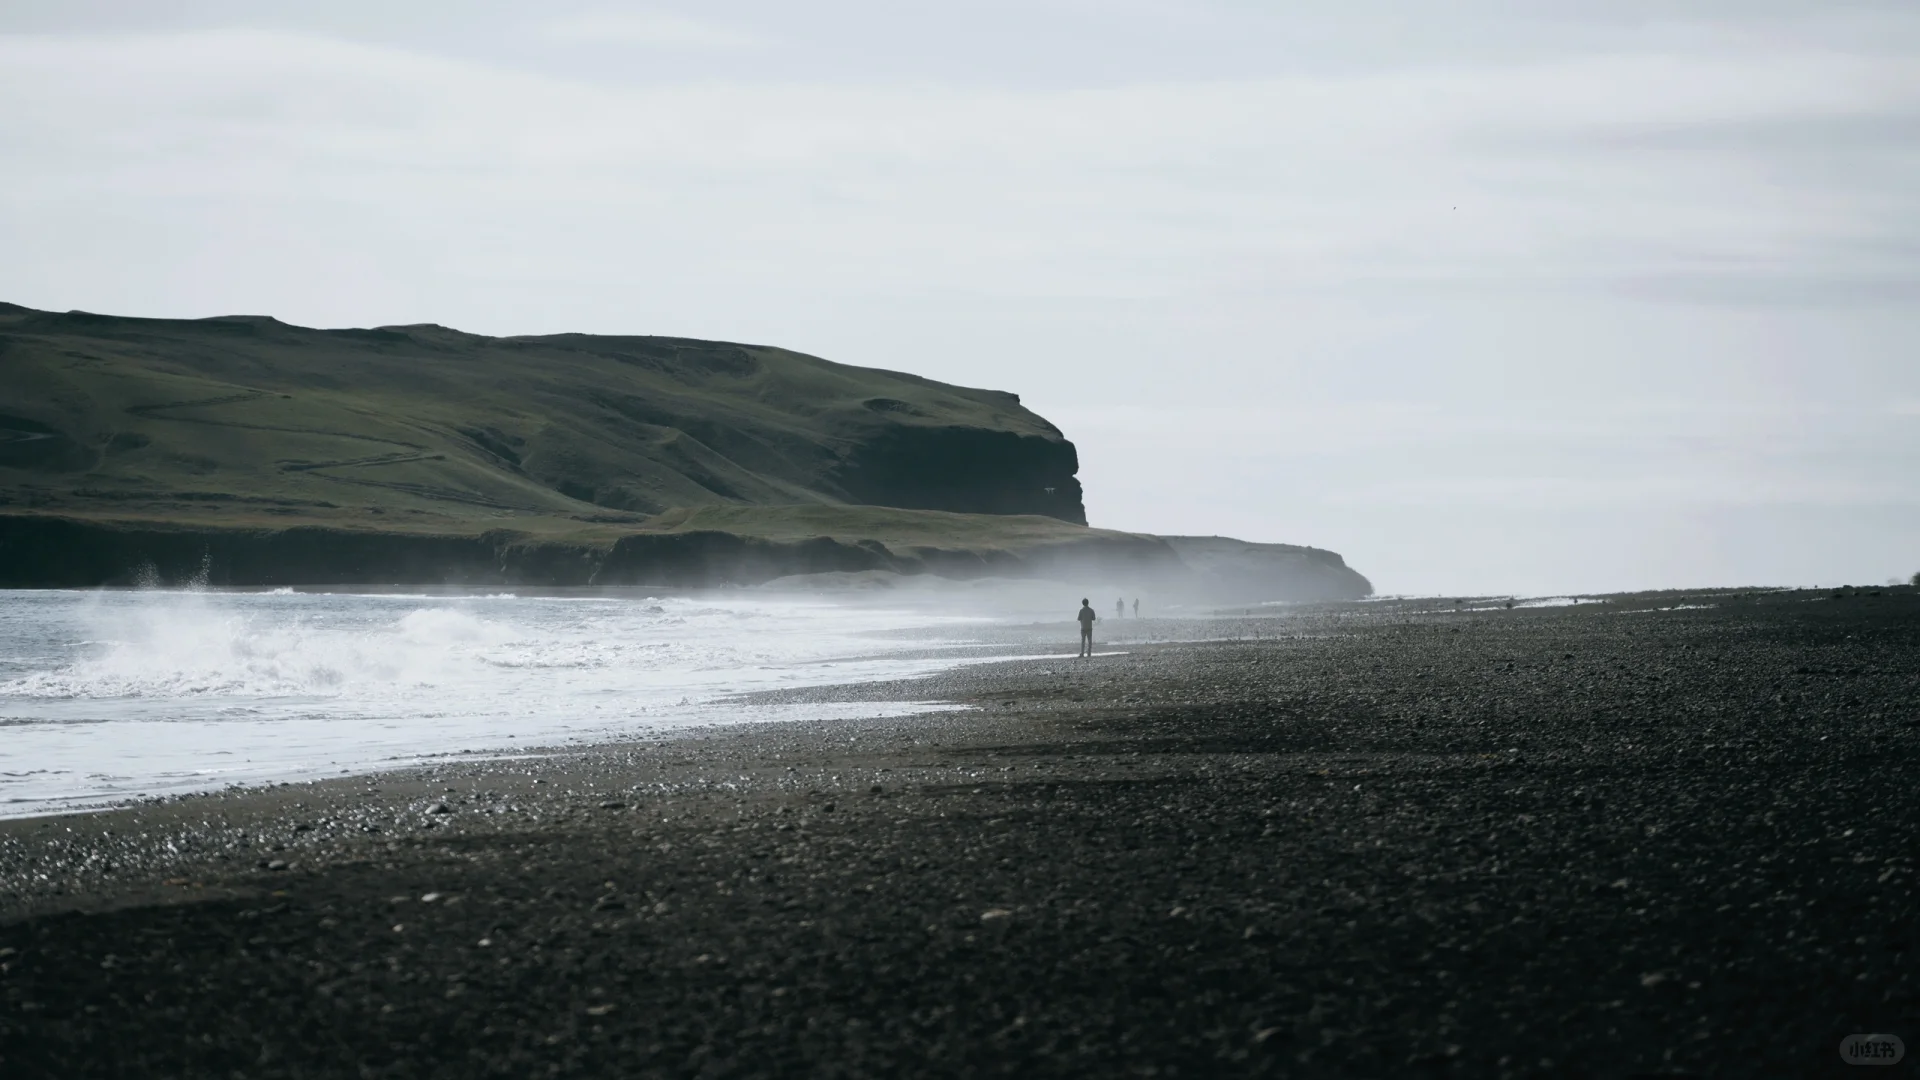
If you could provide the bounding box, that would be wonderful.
[0,588,986,814]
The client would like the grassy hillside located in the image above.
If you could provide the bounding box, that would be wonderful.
[0,303,1156,587]
[0,303,1371,597]
[0,303,1085,535]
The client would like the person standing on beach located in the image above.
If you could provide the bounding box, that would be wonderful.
[1115,598,1125,620]
[1078,598,1097,657]
[1132,598,1140,618]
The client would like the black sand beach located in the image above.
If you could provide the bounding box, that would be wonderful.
[2,590,1916,1078]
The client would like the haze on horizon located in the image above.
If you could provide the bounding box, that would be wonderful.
[2,0,1914,597]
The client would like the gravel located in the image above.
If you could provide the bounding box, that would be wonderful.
[0,588,1915,1078]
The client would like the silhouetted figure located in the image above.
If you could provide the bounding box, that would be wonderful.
[1115,598,1125,619]
[1078,598,1097,657]
[1132,598,1139,618]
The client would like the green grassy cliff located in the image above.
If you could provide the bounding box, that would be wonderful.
[0,303,1169,587]
[0,303,1372,598]
[0,303,1083,530]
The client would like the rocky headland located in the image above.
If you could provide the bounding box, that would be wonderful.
[0,304,1369,599]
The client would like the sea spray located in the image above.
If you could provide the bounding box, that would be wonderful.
[0,588,985,814]
[4,592,515,699]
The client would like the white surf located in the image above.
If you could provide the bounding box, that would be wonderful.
[0,587,993,816]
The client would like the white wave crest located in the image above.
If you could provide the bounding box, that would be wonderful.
[1,595,518,700]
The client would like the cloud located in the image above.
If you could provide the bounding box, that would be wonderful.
[2,24,1913,312]
[1053,398,1920,517]
[1612,274,1920,308]
[538,10,767,51]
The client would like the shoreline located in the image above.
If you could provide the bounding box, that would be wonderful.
[0,585,1382,822]
[3,594,1917,1077]
[4,583,1870,821]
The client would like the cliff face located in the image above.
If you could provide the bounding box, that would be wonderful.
[0,511,1180,589]
[831,426,1083,521]
[0,304,1086,532]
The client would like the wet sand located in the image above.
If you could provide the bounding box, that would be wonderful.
[2,590,1917,1078]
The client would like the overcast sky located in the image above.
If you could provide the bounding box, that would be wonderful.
[3,1,1915,594]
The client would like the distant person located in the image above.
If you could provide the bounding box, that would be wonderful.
[1078,598,1097,657]
[1132,598,1139,618]
[1116,598,1125,619]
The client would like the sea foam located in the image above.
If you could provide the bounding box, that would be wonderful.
[0,588,983,815]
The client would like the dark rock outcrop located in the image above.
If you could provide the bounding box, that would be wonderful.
[829,426,1084,524]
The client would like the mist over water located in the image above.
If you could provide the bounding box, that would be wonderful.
[0,588,995,816]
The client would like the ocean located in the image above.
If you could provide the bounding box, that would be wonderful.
[0,587,995,817]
